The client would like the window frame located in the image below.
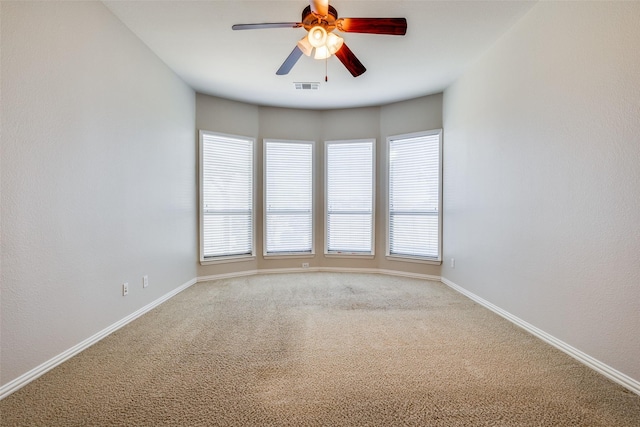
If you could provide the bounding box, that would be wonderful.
[386,129,442,264]
[324,138,376,258]
[199,130,256,265]
[263,139,315,258]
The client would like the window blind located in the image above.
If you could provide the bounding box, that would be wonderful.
[388,131,441,259]
[264,140,313,254]
[201,132,253,258]
[326,140,374,254]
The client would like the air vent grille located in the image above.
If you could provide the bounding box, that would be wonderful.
[294,82,320,90]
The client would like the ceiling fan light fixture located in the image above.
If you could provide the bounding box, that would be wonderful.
[308,26,327,48]
[297,37,313,56]
[326,32,344,55]
[313,45,330,60]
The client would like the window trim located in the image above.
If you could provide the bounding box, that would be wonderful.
[386,129,442,264]
[263,139,316,258]
[199,130,256,265]
[324,138,376,257]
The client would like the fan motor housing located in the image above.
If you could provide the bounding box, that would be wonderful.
[302,5,338,32]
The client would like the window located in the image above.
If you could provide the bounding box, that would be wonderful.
[199,131,254,261]
[388,130,442,261]
[325,140,375,255]
[264,140,314,255]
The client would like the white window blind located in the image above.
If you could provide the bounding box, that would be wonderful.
[326,140,374,254]
[264,140,313,254]
[388,131,441,260]
[200,132,254,259]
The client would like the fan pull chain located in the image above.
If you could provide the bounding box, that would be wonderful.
[325,55,328,82]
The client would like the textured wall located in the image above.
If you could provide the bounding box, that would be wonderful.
[442,2,640,381]
[196,94,443,278]
[0,2,197,386]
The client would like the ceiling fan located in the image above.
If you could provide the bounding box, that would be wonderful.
[232,0,407,77]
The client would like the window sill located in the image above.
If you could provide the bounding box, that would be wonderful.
[263,253,315,260]
[325,253,375,260]
[200,254,256,266]
[385,255,441,265]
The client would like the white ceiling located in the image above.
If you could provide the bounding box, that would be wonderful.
[104,0,536,110]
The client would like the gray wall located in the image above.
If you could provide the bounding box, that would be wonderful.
[442,2,640,382]
[1,2,197,386]
[196,93,443,278]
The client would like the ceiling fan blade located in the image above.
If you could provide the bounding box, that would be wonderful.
[336,18,407,35]
[310,0,329,18]
[276,46,304,75]
[334,43,366,77]
[232,22,302,30]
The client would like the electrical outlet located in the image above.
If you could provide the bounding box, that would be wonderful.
[451,258,455,268]
[302,262,309,268]
[122,282,129,296]
[143,275,149,288]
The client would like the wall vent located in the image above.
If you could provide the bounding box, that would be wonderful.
[294,82,320,90]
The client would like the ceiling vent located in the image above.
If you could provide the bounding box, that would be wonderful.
[294,82,320,90]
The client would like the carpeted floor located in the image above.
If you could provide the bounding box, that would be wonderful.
[1,272,639,426]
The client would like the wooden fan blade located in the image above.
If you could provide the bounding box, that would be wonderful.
[276,46,304,75]
[232,22,302,30]
[334,43,366,77]
[310,0,329,17]
[336,18,407,35]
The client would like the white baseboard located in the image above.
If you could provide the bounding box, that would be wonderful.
[441,276,640,396]
[197,269,259,283]
[197,266,441,283]
[0,277,197,401]
[377,268,441,282]
[21,271,607,401]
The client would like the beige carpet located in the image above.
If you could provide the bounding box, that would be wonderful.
[1,272,639,426]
